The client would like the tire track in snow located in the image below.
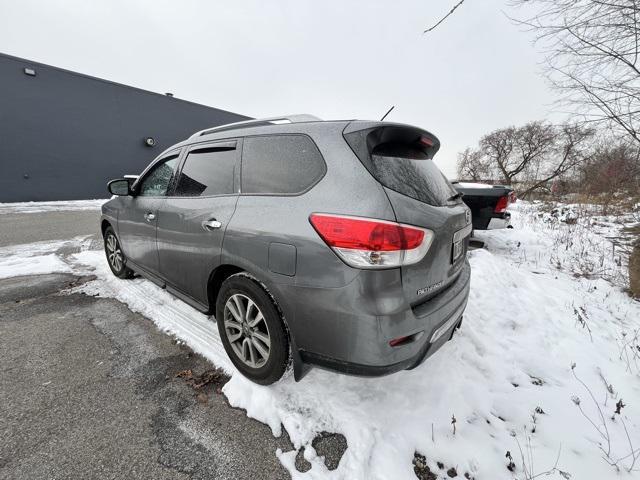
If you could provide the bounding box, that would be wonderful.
[69,250,233,373]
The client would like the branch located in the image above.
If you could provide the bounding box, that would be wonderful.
[424,0,468,34]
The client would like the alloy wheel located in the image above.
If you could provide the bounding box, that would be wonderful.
[106,233,124,272]
[223,293,271,369]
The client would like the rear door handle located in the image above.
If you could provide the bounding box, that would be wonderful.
[144,212,156,222]
[202,219,222,231]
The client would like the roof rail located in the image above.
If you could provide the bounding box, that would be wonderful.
[190,114,323,139]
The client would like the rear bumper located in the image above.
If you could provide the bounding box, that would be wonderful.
[487,213,511,230]
[279,261,471,378]
[473,211,511,230]
[300,313,464,376]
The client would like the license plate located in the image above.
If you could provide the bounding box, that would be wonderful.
[452,224,472,262]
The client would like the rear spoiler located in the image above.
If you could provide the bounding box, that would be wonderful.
[342,121,440,160]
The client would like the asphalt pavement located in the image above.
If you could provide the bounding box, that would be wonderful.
[0,210,304,479]
[0,210,101,247]
[0,271,296,479]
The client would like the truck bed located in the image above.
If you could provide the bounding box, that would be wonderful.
[452,182,515,230]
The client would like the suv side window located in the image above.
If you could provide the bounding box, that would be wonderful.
[241,135,326,195]
[174,145,237,197]
[138,155,180,196]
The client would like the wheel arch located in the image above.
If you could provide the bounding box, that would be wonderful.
[101,219,112,237]
[207,264,245,313]
[207,265,309,381]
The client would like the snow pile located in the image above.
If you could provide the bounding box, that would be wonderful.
[0,199,107,215]
[0,253,72,279]
[0,238,92,279]
[3,204,640,479]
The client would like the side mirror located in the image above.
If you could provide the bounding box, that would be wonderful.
[107,179,133,196]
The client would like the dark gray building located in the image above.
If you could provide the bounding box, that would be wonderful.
[0,53,250,202]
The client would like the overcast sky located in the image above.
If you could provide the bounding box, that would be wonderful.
[0,0,561,176]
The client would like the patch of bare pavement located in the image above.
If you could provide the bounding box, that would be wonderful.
[0,272,296,479]
[0,210,101,247]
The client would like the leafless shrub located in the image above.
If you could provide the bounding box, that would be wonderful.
[572,304,593,342]
[597,369,615,407]
[547,219,626,284]
[509,430,571,479]
[617,328,640,375]
[516,202,632,288]
[571,363,639,472]
[530,406,545,434]
[577,141,640,210]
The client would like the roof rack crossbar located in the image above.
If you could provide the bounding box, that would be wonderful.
[190,114,322,138]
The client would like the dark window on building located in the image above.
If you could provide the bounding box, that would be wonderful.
[138,155,179,196]
[241,135,326,194]
[174,147,236,197]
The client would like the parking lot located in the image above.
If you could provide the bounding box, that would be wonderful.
[1,202,639,480]
[0,209,345,480]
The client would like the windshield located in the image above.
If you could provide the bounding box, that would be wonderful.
[370,142,457,206]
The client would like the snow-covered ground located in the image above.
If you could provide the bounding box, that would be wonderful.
[522,200,640,289]
[0,237,93,279]
[3,203,640,479]
[0,199,107,215]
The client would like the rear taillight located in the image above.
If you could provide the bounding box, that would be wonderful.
[309,213,434,268]
[494,196,509,213]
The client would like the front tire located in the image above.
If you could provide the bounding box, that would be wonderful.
[216,274,289,385]
[103,226,134,279]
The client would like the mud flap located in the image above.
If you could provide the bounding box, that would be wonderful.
[449,316,463,340]
[291,337,312,381]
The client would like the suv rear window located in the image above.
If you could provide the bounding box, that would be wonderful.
[344,125,457,206]
[371,143,456,206]
[241,135,326,195]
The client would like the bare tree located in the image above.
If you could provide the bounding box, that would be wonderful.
[518,122,594,197]
[480,121,557,185]
[478,126,516,183]
[458,121,594,197]
[456,147,489,180]
[510,0,640,144]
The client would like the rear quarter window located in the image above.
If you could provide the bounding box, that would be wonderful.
[241,135,326,195]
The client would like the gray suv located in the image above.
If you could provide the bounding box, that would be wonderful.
[102,115,471,385]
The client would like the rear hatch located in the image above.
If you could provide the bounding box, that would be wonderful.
[343,121,471,306]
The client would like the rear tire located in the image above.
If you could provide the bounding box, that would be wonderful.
[103,226,134,279]
[216,274,289,385]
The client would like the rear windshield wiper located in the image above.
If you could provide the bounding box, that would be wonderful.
[447,192,463,201]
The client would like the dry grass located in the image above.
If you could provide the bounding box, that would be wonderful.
[523,198,640,293]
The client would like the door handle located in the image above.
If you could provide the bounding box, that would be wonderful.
[144,212,156,222]
[202,219,222,231]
